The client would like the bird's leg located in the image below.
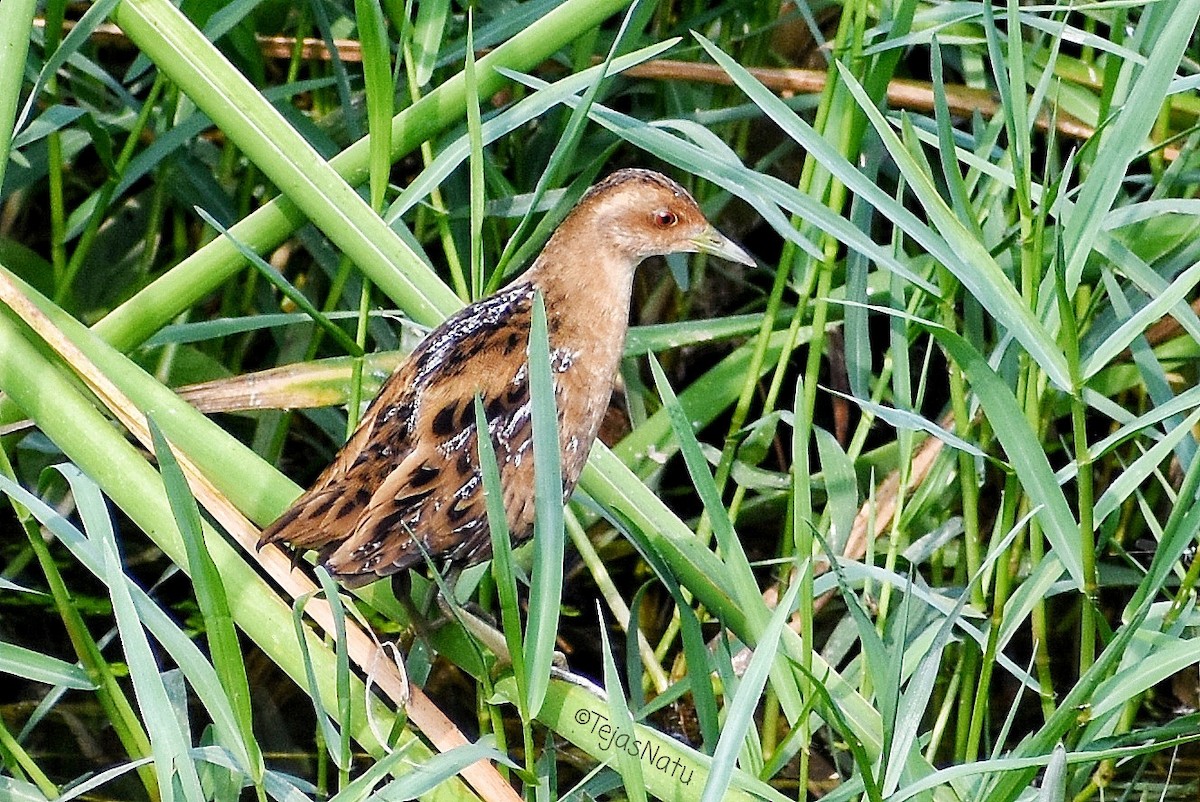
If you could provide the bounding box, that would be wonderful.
[437,594,514,667]
[424,564,567,670]
[422,563,514,664]
[397,562,497,650]
[434,592,567,672]
[388,571,440,651]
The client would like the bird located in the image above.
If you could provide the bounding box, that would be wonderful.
[258,168,754,588]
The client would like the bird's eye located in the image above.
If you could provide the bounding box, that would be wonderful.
[653,209,678,228]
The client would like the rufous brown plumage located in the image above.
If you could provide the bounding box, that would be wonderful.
[259,169,754,587]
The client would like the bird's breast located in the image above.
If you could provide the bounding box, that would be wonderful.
[547,318,628,487]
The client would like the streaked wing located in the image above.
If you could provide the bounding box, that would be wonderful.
[259,282,538,586]
[255,366,420,552]
[323,367,534,584]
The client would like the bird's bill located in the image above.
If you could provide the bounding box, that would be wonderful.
[690,226,755,266]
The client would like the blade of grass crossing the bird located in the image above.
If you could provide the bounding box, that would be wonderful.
[466,390,536,779]
[526,291,564,718]
[476,394,529,714]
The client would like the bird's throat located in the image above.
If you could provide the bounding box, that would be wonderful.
[526,248,637,383]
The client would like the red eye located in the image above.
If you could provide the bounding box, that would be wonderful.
[653,210,678,228]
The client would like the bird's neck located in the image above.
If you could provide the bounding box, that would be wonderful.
[520,226,639,374]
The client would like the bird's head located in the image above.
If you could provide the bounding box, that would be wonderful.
[573,169,755,267]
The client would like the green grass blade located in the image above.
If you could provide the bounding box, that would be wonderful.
[410,0,448,87]
[356,0,393,214]
[926,325,1083,587]
[1093,408,1200,526]
[315,567,354,776]
[525,292,564,718]
[291,587,351,773]
[825,386,988,460]
[73,468,206,801]
[15,0,123,133]
[1063,0,1200,288]
[701,577,802,802]
[193,207,364,357]
[379,738,518,799]
[476,394,528,707]
[646,354,751,576]
[598,608,647,802]
[0,642,93,690]
[1081,258,1200,378]
[0,0,36,191]
[629,544,721,752]
[464,12,486,299]
[812,427,858,553]
[148,417,261,780]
